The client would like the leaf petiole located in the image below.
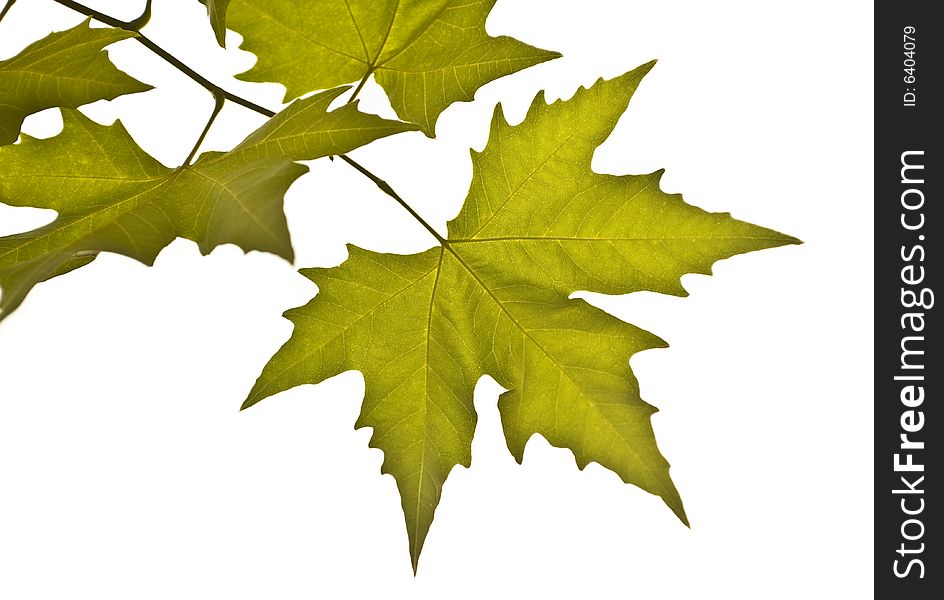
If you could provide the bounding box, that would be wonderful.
[183,93,225,166]
[346,67,375,105]
[125,0,152,30]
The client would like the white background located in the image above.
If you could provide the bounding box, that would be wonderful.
[0,0,872,597]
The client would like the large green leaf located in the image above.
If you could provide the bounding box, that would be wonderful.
[0,19,150,146]
[0,86,417,321]
[225,0,561,136]
[245,62,800,571]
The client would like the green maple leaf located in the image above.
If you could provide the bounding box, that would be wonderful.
[0,86,417,320]
[0,19,151,146]
[245,62,800,571]
[223,0,560,136]
[198,0,231,46]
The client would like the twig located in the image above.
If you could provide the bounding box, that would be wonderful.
[51,0,276,118]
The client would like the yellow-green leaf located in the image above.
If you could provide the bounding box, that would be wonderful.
[0,19,150,145]
[225,0,561,136]
[198,0,231,46]
[246,62,799,571]
[0,87,418,321]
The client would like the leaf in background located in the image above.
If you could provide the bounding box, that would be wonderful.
[225,0,561,136]
[0,19,150,146]
[198,0,231,46]
[0,87,418,321]
[245,62,800,571]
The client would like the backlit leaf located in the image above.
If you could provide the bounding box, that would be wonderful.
[246,62,800,571]
[224,0,561,136]
[0,19,150,146]
[0,86,417,320]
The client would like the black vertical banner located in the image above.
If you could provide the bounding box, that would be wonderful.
[875,1,940,597]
